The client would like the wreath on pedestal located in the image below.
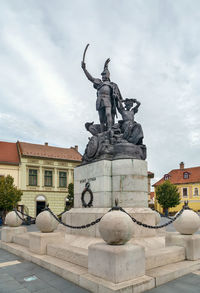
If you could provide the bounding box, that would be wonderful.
[81,182,93,208]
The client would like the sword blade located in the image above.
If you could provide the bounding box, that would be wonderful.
[82,44,90,63]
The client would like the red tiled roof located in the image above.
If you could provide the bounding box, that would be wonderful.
[0,141,20,165]
[148,171,154,178]
[18,142,82,162]
[153,166,200,186]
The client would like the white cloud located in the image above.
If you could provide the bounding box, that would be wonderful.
[0,0,200,184]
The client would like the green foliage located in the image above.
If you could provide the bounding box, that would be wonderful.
[0,175,23,220]
[156,180,180,211]
[67,183,74,210]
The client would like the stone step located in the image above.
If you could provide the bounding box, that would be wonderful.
[0,240,155,293]
[147,259,200,287]
[13,233,30,248]
[145,246,185,270]
[2,240,200,293]
[47,242,185,271]
[130,235,165,252]
[47,242,88,268]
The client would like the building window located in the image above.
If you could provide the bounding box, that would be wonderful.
[29,169,37,186]
[59,172,67,188]
[194,188,199,196]
[164,174,169,180]
[44,170,53,187]
[183,188,188,197]
[183,172,189,179]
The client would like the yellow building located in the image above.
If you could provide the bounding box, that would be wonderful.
[0,141,20,187]
[154,162,200,213]
[17,141,82,217]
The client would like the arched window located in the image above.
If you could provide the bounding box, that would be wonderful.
[183,172,189,179]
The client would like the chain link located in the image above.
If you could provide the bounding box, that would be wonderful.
[13,204,186,230]
[45,206,185,230]
[13,208,25,221]
[46,207,103,229]
[120,207,185,229]
[152,209,173,220]
[13,208,36,220]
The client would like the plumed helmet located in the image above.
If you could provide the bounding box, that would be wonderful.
[101,58,110,79]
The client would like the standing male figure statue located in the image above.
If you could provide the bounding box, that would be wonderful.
[81,45,147,163]
[81,51,123,133]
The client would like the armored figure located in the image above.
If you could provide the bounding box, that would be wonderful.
[81,58,122,132]
[81,44,146,163]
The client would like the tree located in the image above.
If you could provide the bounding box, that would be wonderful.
[0,175,23,222]
[156,180,180,216]
[67,183,74,210]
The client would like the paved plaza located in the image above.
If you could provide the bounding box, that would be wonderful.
[0,246,89,293]
[0,218,200,292]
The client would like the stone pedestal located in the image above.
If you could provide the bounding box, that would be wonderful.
[65,207,156,238]
[1,227,27,243]
[111,159,148,207]
[29,232,63,255]
[74,159,148,208]
[88,242,145,283]
[65,159,155,237]
[166,232,200,260]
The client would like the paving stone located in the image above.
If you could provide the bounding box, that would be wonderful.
[33,269,64,282]
[15,289,31,293]
[23,279,51,293]
[148,276,200,293]
[146,284,175,293]
[47,276,80,290]
[0,273,15,282]
[0,248,90,292]
[30,288,60,293]
[167,280,200,292]
[0,279,24,292]
[1,262,37,276]
[14,271,41,284]
[169,273,200,286]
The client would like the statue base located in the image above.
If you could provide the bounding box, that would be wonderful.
[74,158,148,208]
[82,125,146,164]
[64,158,156,238]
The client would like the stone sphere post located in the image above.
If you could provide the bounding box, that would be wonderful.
[88,209,145,283]
[1,211,27,243]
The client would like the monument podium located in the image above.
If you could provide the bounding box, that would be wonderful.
[65,158,156,238]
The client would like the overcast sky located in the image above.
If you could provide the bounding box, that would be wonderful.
[0,0,200,184]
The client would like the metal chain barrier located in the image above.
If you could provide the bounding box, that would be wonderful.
[151,208,173,220]
[13,207,66,221]
[13,208,25,221]
[44,205,185,230]
[120,206,185,229]
[13,208,36,220]
[45,206,103,229]
[57,210,68,217]
[13,204,186,230]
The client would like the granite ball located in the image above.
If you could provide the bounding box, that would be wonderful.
[5,211,23,227]
[173,209,200,235]
[36,210,58,233]
[99,210,133,245]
